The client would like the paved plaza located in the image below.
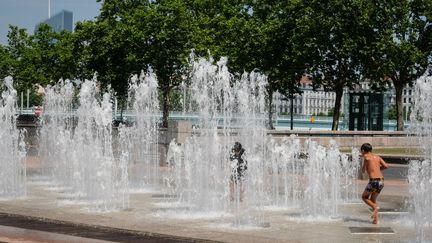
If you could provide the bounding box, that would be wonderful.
[0,162,429,243]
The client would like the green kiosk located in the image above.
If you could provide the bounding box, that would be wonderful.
[348,91,385,131]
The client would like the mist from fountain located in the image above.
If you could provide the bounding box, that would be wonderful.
[0,76,26,198]
[408,69,432,242]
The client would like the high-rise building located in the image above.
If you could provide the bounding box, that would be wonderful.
[35,10,73,33]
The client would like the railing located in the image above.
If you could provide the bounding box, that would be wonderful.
[268,130,414,137]
[16,109,407,132]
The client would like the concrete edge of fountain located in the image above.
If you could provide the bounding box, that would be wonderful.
[0,212,221,243]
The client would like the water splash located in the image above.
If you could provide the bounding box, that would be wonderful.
[167,57,357,223]
[0,76,26,198]
[303,140,358,217]
[38,79,75,187]
[39,79,128,211]
[263,135,303,209]
[409,69,432,242]
[168,57,268,225]
[124,70,160,190]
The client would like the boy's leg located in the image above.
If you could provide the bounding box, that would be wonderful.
[370,192,380,224]
[362,191,377,209]
[370,192,379,204]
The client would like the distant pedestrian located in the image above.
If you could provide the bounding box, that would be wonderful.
[360,143,389,224]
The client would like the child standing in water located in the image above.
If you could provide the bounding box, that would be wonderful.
[229,142,247,202]
[360,143,389,224]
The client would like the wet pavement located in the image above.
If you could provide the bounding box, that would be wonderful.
[0,178,428,243]
[0,213,206,243]
[0,158,428,243]
[0,224,112,243]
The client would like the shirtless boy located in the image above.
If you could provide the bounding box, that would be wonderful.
[361,143,389,224]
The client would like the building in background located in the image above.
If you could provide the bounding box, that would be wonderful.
[274,76,414,121]
[273,76,344,116]
[35,10,73,33]
[356,80,415,121]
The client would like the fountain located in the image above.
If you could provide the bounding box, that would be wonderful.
[123,70,160,191]
[0,76,26,198]
[409,69,432,242]
[38,79,75,186]
[39,78,128,211]
[167,57,268,225]
[302,140,356,217]
[264,136,358,218]
[166,56,358,225]
[263,135,303,209]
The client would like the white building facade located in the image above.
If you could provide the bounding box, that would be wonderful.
[273,78,344,116]
[273,77,415,118]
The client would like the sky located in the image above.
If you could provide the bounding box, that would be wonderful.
[0,0,102,44]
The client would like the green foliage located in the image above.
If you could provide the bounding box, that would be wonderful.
[4,24,79,105]
[362,0,432,130]
[0,44,13,80]
[1,0,431,130]
[299,0,376,130]
[78,0,195,127]
[387,104,397,120]
[164,88,184,112]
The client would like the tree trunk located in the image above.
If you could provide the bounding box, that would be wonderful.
[331,86,344,131]
[161,85,170,129]
[267,88,275,130]
[290,95,294,130]
[394,82,404,131]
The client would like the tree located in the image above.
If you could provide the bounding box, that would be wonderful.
[241,1,308,129]
[300,0,374,130]
[0,44,13,79]
[78,0,195,128]
[362,0,432,130]
[30,24,69,83]
[6,25,43,102]
[5,24,78,106]
[74,19,140,96]
[139,0,195,128]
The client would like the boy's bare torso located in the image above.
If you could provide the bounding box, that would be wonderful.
[363,153,385,178]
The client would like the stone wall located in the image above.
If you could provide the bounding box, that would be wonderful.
[268,130,419,149]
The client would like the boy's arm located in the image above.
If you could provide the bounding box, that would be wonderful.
[380,157,389,170]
